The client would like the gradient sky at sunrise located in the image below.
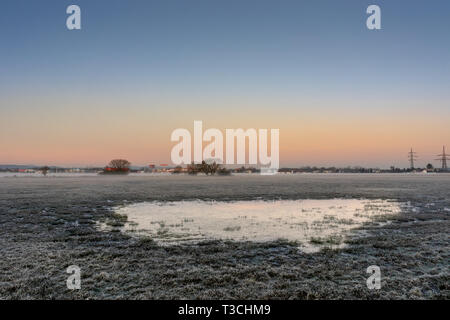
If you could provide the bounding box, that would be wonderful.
[1,0,450,168]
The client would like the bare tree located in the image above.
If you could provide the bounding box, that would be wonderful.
[187,161,226,175]
[40,166,50,176]
[187,162,199,175]
[108,159,131,170]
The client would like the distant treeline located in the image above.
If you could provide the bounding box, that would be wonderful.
[1,165,448,174]
[278,166,448,173]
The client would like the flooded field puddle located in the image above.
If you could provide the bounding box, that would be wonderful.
[108,199,404,252]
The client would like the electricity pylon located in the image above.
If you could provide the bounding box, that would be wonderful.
[408,148,418,169]
[436,146,449,170]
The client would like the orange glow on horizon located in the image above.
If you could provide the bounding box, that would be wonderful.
[1,99,449,168]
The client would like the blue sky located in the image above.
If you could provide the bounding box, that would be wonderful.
[2,1,450,99]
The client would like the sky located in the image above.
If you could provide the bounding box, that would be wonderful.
[1,0,450,168]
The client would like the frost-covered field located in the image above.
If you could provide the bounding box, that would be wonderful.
[0,172,170,178]
[0,174,449,299]
[0,172,99,178]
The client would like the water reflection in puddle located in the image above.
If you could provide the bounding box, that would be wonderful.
[106,199,404,252]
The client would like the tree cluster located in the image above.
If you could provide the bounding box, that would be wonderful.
[187,161,230,175]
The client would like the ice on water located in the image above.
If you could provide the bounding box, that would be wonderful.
[111,199,404,252]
